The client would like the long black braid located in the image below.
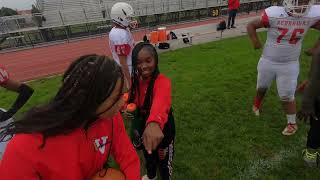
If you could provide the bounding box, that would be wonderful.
[129,42,159,119]
[0,54,124,147]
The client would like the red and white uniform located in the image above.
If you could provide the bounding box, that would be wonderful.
[109,27,135,75]
[257,5,320,100]
[261,5,320,63]
[0,113,141,180]
[0,65,9,85]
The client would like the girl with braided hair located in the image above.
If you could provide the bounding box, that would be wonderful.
[128,42,175,180]
[0,55,141,180]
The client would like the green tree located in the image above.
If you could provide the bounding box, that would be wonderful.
[0,7,18,17]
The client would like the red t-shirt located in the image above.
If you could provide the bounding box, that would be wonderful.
[0,65,9,85]
[135,74,172,130]
[0,113,141,180]
[228,0,240,10]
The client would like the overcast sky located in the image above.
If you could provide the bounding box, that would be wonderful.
[0,0,35,10]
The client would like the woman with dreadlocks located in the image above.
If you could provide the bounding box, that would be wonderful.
[128,42,175,180]
[0,55,141,180]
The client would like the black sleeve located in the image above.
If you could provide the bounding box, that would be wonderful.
[0,84,34,122]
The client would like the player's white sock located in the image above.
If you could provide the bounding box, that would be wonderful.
[286,114,296,124]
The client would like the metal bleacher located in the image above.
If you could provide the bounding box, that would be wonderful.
[0,0,270,50]
[0,0,268,35]
[37,0,230,28]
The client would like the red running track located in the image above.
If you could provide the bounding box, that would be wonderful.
[0,12,259,82]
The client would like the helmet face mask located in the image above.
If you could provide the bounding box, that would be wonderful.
[129,19,138,29]
[110,2,138,29]
[125,16,138,29]
[283,0,314,17]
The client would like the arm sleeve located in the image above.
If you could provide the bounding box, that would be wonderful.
[261,10,270,28]
[110,31,132,56]
[111,114,141,180]
[6,84,34,117]
[114,44,131,56]
[0,138,38,180]
[0,84,34,122]
[146,77,172,130]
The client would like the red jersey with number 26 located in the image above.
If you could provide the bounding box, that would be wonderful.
[260,5,320,63]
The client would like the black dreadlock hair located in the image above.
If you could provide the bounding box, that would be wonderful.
[0,55,124,147]
[129,42,159,119]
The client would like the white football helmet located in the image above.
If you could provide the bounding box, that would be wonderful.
[283,0,315,17]
[110,2,137,28]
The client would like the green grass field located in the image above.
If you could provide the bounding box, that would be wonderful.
[1,30,320,179]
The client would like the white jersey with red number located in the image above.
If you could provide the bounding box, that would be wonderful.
[260,5,320,63]
[109,27,135,74]
[0,65,9,85]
